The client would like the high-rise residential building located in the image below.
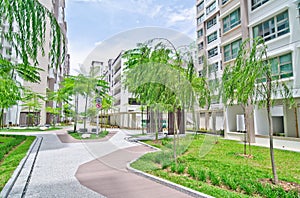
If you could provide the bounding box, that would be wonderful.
[196,0,224,131]
[109,52,142,128]
[196,0,300,140]
[1,0,69,126]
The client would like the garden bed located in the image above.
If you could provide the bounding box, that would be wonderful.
[131,135,300,197]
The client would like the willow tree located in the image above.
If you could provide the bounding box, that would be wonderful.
[0,0,66,68]
[222,37,294,184]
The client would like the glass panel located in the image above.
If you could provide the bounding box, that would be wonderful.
[279,53,291,64]
[277,11,289,36]
[224,45,230,61]
[280,64,292,73]
[223,16,230,32]
[231,40,241,59]
[270,58,278,74]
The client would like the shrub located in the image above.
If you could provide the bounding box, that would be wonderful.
[187,166,196,178]
[176,164,185,174]
[170,163,176,173]
[208,171,220,186]
[197,169,206,182]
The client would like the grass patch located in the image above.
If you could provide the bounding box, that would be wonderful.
[0,127,62,132]
[0,135,35,191]
[68,130,109,140]
[131,134,300,197]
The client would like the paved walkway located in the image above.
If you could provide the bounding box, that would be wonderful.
[0,128,194,197]
[253,137,300,152]
[2,127,300,197]
[75,145,191,198]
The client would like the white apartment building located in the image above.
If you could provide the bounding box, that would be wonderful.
[196,0,224,131]
[248,0,300,138]
[1,0,69,126]
[197,0,300,139]
[109,52,142,128]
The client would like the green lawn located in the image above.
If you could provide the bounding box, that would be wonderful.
[0,127,62,132]
[68,130,109,140]
[0,135,35,191]
[131,135,300,198]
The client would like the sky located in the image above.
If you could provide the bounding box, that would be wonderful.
[65,0,196,73]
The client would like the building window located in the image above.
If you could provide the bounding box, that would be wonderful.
[209,62,218,73]
[298,3,300,17]
[197,29,203,38]
[270,53,293,79]
[197,1,204,13]
[224,39,242,61]
[197,14,205,25]
[223,8,240,33]
[207,31,218,44]
[222,0,229,5]
[206,1,216,15]
[199,70,203,77]
[253,11,289,42]
[198,56,204,64]
[198,42,204,50]
[207,16,217,30]
[252,0,269,10]
[208,47,218,58]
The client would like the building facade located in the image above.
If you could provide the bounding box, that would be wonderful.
[196,0,300,139]
[1,0,69,126]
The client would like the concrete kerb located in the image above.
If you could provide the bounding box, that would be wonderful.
[126,140,213,198]
[0,136,40,198]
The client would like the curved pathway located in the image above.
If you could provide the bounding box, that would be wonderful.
[1,128,194,197]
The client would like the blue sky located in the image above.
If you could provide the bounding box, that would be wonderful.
[65,0,196,70]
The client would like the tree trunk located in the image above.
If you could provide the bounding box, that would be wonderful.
[0,108,3,129]
[295,107,299,138]
[267,103,278,184]
[74,94,79,132]
[177,108,185,134]
[173,108,177,165]
[168,111,174,135]
[141,106,144,134]
[84,95,88,129]
[146,106,150,133]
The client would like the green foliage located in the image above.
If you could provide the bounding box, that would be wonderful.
[0,0,65,68]
[132,135,300,197]
[0,135,35,191]
[68,130,109,140]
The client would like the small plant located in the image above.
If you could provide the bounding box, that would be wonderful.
[176,164,185,174]
[170,163,176,173]
[208,171,220,186]
[197,169,206,182]
[188,166,196,178]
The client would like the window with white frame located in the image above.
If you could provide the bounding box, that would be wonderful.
[197,29,203,38]
[209,62,218,73]
[222,0,229,5]
[208,47,218,58]
[252,0,269,10]
[224,39,242,61]
[207,16,217,30]
[270,53,293,79]
[253,10,289,42]
[197,14,205,25]
[198,56,204,64]
[197,1,204,13]
[223,8,240,33]
[207,31,218,44]
[198,42,204,50]
[206,1,216,15]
